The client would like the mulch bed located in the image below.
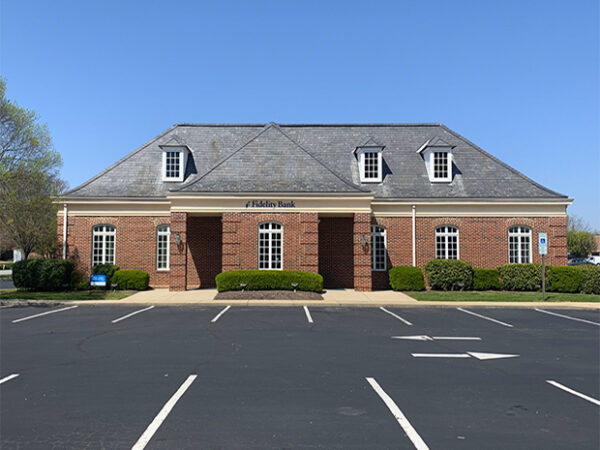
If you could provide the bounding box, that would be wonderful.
[214,290,323,300]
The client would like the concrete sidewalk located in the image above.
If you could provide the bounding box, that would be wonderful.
[65,288,600,309]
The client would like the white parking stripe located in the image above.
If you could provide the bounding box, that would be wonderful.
[366,377,429,450]
[0,373,20,385]
[211,305,231,323]
[546,380,600,406]
[379,307,413,326]
[535,309,600,327]
[111,306,155,323]
[303,306,313,323]
[457,307,513,328]
[131,374,198,450]
[12,305,79,323]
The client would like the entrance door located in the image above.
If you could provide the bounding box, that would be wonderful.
[318,217,354,288]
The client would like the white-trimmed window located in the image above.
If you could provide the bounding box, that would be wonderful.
[418,142,454,183]
[508,226,532,263]
[258,222,283,270]
[433,152,449,180]
[92,225,116,266]
[161,146,188,182]
[357,147,383,182]
[157,225,170,270]
[435,226,459,260]
[371,225,387,271]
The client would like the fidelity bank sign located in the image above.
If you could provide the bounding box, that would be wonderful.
[245,200,296,208]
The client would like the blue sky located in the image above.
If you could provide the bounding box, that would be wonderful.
[2,1,598,227]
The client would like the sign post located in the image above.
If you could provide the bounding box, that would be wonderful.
[538,233,548,301]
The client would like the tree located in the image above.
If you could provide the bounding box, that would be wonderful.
[567,215,598,258]
[0,78,64,259]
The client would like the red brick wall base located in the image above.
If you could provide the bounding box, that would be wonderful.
[59,214,567,292]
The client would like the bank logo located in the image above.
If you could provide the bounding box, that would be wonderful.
[245,200,296,208]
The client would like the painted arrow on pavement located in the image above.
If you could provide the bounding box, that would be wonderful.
[392,335,481,341]
[411,352,519,360]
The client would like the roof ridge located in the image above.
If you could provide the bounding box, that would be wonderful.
[175,122,443,127]
[439,125,567,198]
[63,124,178,196]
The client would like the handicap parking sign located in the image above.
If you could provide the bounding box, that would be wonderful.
[538,233,548,255]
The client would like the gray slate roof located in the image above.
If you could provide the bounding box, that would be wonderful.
[65,123,567,199]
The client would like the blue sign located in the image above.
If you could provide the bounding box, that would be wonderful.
[538,233,548,255]
[90,274,107,287]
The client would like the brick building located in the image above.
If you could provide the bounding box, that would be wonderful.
[59,123,571,291]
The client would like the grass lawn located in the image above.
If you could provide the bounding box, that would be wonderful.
[0,290,135,300]
[406,290,600,302]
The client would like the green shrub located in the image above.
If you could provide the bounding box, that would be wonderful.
[70,270,89,290]
[91,263,120,288]
[546,266,583,293]
[0,261,14,270]
[472,268,502,291]
[111,270,150,290]
[12,259,44,290]
[576,265,600,295]
[389,266,425,291]
[424,259,473,291]
[215,270,323,293]
[38,259,75,291]
[497,264,546,291]
[12,259,74,291]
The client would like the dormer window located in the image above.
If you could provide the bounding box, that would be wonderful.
[433,151,449,180]
[161,146,189,182]
[417,137,455,183]
[356,147,383,183]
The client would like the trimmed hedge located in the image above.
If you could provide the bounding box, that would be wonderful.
[472,268,502,291]
[389,266,425,291]
[547,266,584,293]
[13,259,74,291]
[112,270,150,290]
[215,270,323,293]
[497,264,545,291]
[424,259,473,291]
[576,265,600,295]
[91,263,120,288]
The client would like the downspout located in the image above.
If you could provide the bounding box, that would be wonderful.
[411,205,416,267]
[62,203,68,259]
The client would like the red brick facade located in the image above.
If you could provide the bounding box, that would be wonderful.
[59,212,567,292]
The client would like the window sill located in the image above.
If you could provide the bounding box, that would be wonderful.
[157,268,170,272]
[372,268,387,272]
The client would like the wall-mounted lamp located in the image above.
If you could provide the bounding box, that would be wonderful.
[360,234,368,247]
[174,232,181,245]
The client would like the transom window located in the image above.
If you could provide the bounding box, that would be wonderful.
[258,222,283,270]
[371,225,387,271]
[508,226,531,263]
[357,147,383,182]
[433,152,449,180]
[157,225,170,270]
[435,226,459,260]
[92,225,115,266]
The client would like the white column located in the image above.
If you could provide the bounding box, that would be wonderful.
[411,205,416,267]
[62,203,68,259]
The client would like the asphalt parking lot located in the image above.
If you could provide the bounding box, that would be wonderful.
[1,304,598,449]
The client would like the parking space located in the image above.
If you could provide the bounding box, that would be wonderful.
[1,305,598,449]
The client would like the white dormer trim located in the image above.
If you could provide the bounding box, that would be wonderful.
[417,139,454,183]
[356,147,384,183]
[160,145,189,182]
